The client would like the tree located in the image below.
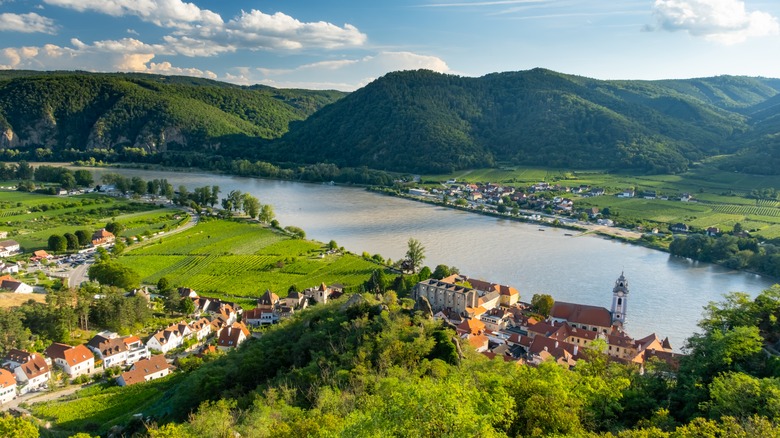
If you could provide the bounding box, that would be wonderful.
[210,185,220,207]
[284,226,306,239]
[180,297,196,315]
[131,177,147,195]
[15,161,33,180]
[64,232,79,251]
[241,193,261,219]
[157,277,172,292]
[227,190,243,212]
[48,234,67,252]
[60,172,77,190]
[531,293,555,317]
[105,221,125,236]
[88,260,141,290]
[328,240,338,250]
[75,229,91,247]
[432,264,454,280]
[112,240,126,255]
[733,222,743,235]
[259,204,275,224]
[405,238,426,273]
[0,413,38,438]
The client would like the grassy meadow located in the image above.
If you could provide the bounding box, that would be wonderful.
[117,219,380,304]
[422,164,780,238]
[0,189,185,252]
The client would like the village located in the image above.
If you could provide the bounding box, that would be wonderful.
[0,256,681,409]
[404,179,703,235]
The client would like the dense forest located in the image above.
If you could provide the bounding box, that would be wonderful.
[3,70,780,175]
[0,71,344,163]
[88,286,780,437]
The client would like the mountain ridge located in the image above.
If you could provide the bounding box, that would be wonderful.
[2,69,780,174]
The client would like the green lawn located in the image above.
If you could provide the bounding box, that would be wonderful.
[118,219,381,300]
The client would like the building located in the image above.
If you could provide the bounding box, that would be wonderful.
[0,261,20,275]
[3,350,50,394]
[413,274,515,317]
[304,283,333,305]
[117,355,171,386]
[549,301,614,334]
[217,322,250,351]
[146,323,191,354]
[0,369,16,404]
[91,229,115,246]
[0,240,20,257]
[0,275,33,293]
[611,272,629,326]
[44,343,95,378]
[87,332,149,368]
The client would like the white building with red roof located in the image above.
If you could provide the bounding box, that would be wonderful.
[3,349,50,394]
[44,343,95,378]
[117,355,171,387]
[0,368,16,404]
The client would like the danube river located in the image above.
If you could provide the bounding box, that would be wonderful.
[83,167,776,349]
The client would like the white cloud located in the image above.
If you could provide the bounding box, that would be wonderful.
[43,0,222,29]
[0,12,57,34]
[650,0,780,44]
[0,39,214,79]
[235,51,450,91]
[224,10,367,50]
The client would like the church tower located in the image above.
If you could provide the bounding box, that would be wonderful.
[611,272,629,326]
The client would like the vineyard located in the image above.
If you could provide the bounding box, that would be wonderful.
[118,219,381,299]
[31,374,181,434]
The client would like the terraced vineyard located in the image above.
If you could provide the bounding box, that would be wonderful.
[118,219,382,300]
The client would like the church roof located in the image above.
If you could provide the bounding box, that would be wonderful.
[550,301,613,328]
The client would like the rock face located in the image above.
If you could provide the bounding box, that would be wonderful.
[340,293,366,312]
[0,128,17,148]
[414,295,434,319]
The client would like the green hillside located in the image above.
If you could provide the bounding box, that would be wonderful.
[3,69,780,175]
[267,69,780,174]
[0,71,345,162]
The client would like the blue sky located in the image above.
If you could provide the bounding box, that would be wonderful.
[1,0,779,90]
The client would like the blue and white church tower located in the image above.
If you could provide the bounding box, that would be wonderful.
[611,272,629,326]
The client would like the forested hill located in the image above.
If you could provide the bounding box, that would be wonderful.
[0,71,345,162]
[3,69,780,175]
[268,69,780,173]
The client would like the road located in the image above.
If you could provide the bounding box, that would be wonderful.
[2,383,89,412]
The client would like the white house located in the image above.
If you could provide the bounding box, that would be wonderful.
[146,323,190,354]
[0,240,20,257]
[0,276,32,294]
[45,343,95,378]
[87,332,149,368]
[4,350,50,394]
[117,355,170,386]
[188,318,212,341]
[0,369,16,404]
[217,322,250,351]
[0,261,19,275]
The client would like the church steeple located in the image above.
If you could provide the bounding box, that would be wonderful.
[611,272,629,326]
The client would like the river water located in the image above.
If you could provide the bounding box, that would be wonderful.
[82,167,776,350]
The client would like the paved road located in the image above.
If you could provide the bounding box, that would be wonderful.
[67,261,92,288]
[2,384,88,412]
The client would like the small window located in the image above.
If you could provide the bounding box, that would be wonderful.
[617,298,622,305]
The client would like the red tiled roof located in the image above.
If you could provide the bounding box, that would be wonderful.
[0,369,15,388]
[550,301,612,328]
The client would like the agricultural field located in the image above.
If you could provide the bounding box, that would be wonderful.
[0,189,184,252]
[31,375,181,435]
[117,219,381,303]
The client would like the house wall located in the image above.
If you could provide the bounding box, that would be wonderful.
[0,385,15,404]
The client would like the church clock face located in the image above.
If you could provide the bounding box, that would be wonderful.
[617,291,624,297]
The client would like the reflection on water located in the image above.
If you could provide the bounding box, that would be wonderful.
[82,167,777,350]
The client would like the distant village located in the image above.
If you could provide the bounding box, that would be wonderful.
[404,179,703,233]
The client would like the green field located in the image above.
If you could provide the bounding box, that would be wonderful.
[0,189,184,252]
[117,219,381,302]
[423,164,780,238]
[31,375,181,435]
